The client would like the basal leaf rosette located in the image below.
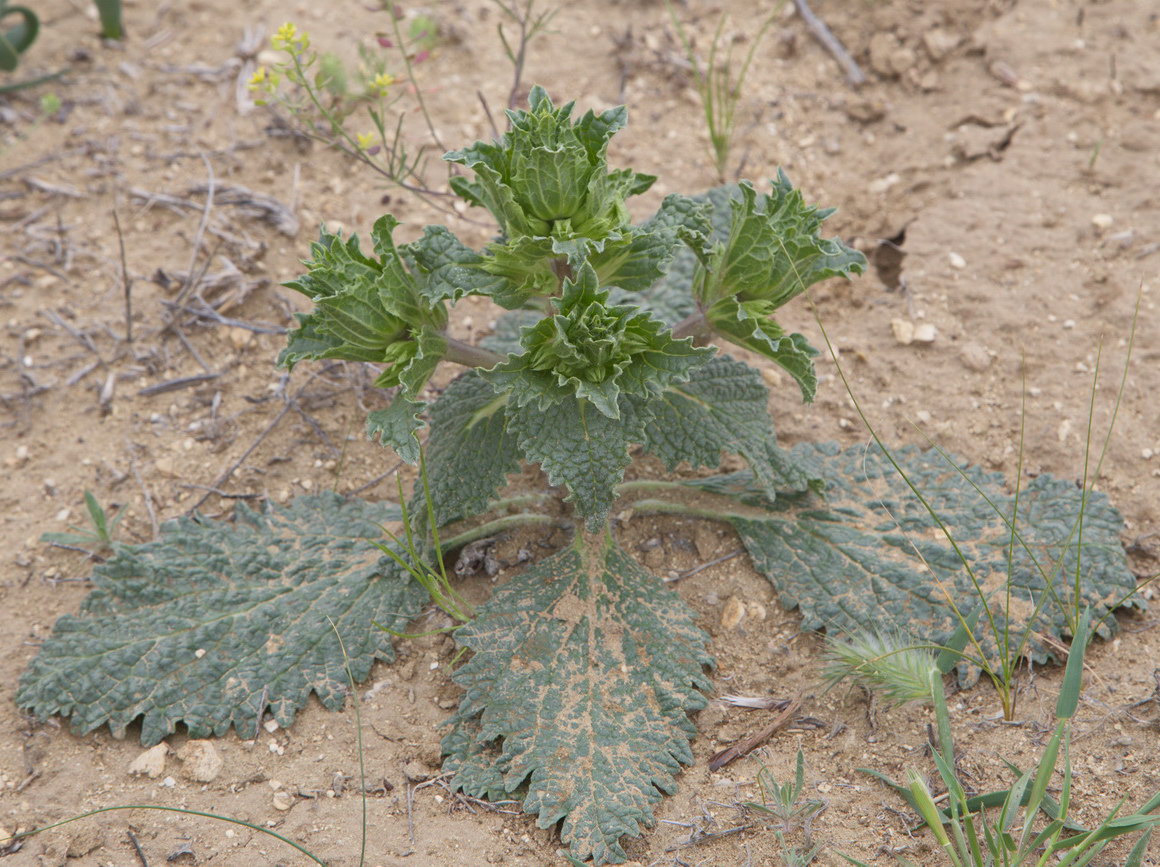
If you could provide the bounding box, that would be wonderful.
[484,262,713,420]
[279,214,449,461]
[692,173,867,401]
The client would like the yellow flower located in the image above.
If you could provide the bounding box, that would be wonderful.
[369,72,395,95]
[248,66,267,90]
[272,22,308,51]
[356,132,376,150]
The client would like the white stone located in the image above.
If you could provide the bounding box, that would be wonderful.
[128,743,169,778]
[913,323,938,342]
[948,251,966,269]
[1091,213,1114,229]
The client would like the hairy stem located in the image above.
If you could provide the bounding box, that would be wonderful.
[629,498,747,523]
[441,513,558,551]
[615,479,689,498]
[443,337,506,369]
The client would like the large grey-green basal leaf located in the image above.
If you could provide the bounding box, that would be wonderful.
[443,530,712,865]
[18,494,425,746]
[677,443,1141,661]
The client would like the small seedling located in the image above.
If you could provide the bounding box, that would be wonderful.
[666,1,780,182]
[40,490,123,557]
[746,747,825,864]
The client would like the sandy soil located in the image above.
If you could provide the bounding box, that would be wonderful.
[2,0,1159,864]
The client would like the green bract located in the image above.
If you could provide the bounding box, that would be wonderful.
[280,214,448,390]
[484,262,712,419]
[691,174,866,399]
[446,85,654,241]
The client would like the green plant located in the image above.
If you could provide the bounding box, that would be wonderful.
[747,747,825,864]
[93,0,121,40]
[0,0,121,72]
[40,490,123,557]
[749,748,824,831]
[17,88,1145,865]
[251,21,442,201]
[833,612,1160,866]
[0,1,38,71]
[666,1,780,182]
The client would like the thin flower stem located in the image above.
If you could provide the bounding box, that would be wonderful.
[385,1,445,151]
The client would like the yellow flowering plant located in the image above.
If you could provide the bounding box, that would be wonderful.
[250,21,433,195]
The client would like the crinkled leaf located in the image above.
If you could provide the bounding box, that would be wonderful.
[705,297,820,401]
[406,225,518,304]
[694,173,867,308]
[591,194,711,293]
[507,393,652,527]
[624,185,747,326]
[17,494,425,746]
[367,396,425,464]
[280,215,447,371]
[481,310,545,355]
[687,443,1141,664]
[643,355,820,498]
[425,372,520,526]
[445,86,651,255]
[443,531,712,865]
[484,263,712,419]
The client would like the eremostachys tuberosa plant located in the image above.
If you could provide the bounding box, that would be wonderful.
[18,87,1143,866]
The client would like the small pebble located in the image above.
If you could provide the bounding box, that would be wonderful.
[915,410,932,424]
[913,323,937,343]
[177,740,223,783]
[161,776,177,788]
[128,743,169,778]
[948,251,966,269]
[720,597,747,631]
[1063,319,1076,329]
[868,173,901,194]
[891,318,915,345]
[959,341,991,371]
[1143,448,1154,460]
[1091,213,1114,229]
[272,791,293,811]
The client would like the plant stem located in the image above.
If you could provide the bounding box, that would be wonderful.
[628,498,745,523]
[615,479,689,497]
[385,2,445,151]
[443,337,505,369]
[441,513,557,551]
[670,310,711,341]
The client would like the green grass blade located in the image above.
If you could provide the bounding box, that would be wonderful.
[1057,609,1092,720]
[93,0,123,40]
[1125,827,1154,867]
